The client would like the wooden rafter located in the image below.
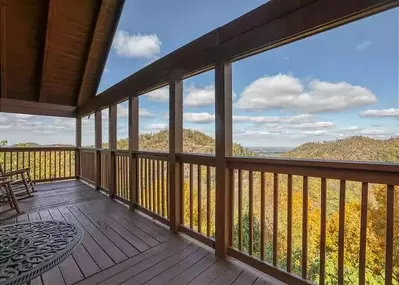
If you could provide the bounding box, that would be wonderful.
[38,0,53,102]
[76,0,125,106]
[0,0,6,99]
[76,0,104,106]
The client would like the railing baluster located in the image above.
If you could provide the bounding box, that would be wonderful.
[153,159,156,212]
[152,159,156,212]
[338,180,346,285]
[17,152,20,173]
[260,172,265,261]
[359,182,368,285]
[287,174,293,272]
[238,169,243,250]
[386,184,394,285]
[156,160,162,212]
[120,156,123,197]
[273,173,278,266]
[58,151,61,178]
[119,156,122,198]
[229,169,234,246]
[44,151,47,179]
[161,160,165,217]
[157,160,161,215]
[139,158,142,205]
[302,176,308,279]
[33,151,36,180]
[189,163,193,229]
[207,166,211,237]
[249,170,253,256]
[148,158,151,210]
[166,161,169,218]
[147,158,150,209]
[198,165,202,234]
[320,178,327,285]
[10,151,13,173]
[126,156,129,201]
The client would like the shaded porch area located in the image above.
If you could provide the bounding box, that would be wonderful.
[0,180,283,285]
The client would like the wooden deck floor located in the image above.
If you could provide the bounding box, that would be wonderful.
[0,180,284,285]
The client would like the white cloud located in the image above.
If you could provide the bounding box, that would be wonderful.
[139,108,154,118]
[184,85,215,107]
[233,114,314,124]
[184,112,215,123]
[303,130,328,136]
[292,122,335,130]
[112,30,161,59]
[145,87,169,102]
[147,123,168,130]
[117,104,129,117]
[356,40,372,51]
[235,74,377,113]
[115,104,153,118]
[360,108,399,118]
[345,126,362,131]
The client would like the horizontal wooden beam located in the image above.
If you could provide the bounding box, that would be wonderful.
[76,0,398,116]
[0,98,76,117]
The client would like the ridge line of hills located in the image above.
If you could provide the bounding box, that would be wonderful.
[7,129,399,162]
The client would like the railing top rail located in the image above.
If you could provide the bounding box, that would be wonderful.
[0,146,76,152]
[226,156,399,173]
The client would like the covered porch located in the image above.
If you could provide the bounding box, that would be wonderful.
[0,0,398,284]
[1,180,282,285]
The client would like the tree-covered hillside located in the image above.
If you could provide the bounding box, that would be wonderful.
[284,136,399,162]
[113,129,254,156]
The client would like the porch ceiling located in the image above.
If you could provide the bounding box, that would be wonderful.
[0,0,124,117]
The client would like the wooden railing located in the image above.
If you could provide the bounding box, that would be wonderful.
[136,151,169,224]
[76,144,399,284]
[79,148,96,184]
[226,156,399,285]
[1,145,395,284]
[115,151,130,203]
[99,150,111,191]
[0,147,76,182]
[177,153,216,248]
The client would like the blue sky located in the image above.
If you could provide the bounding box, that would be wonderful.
[0,2,398,149]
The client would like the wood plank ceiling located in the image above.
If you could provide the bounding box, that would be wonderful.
[0,0,124,117]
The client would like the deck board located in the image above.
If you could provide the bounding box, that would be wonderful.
[0,180,285,285]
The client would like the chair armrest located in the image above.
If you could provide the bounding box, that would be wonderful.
[1,168,29,176]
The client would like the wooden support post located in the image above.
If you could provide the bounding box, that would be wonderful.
[109,105,117,198]
[75,117,82,178]
[215,61,233,257]
[129,96,139,210]
[169,77,183,233]
[95,110,102,190]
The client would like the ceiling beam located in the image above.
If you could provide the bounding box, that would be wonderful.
[38,0,53,102]
[76,0,398,117]
[0,98,75,117]
[76,0,125,106]
[0,0,7,99]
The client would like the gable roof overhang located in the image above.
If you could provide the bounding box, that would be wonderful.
[0,0,125,118]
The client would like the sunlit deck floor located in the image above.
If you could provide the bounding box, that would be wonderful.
[0,180,284,285]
